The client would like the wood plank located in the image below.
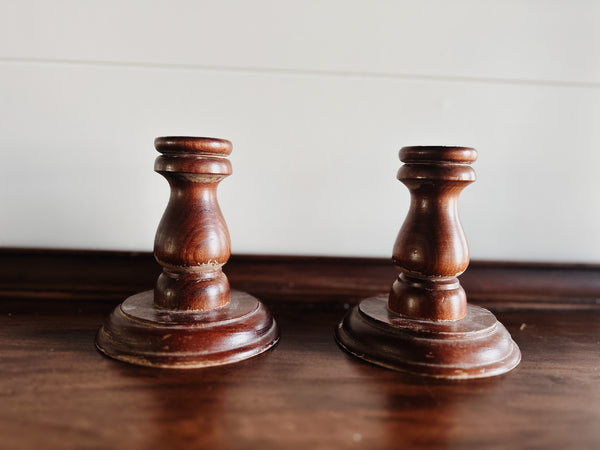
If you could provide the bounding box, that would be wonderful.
[0,249,598,448]
[0,249,598,309]
[0,299,597,449]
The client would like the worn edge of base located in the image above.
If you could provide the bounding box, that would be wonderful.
[334,306,521,380]
[95,325,280,369]
[95,290,280,369]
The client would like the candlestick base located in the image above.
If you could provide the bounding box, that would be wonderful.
[335,295,520,379]
[97,290,279,369]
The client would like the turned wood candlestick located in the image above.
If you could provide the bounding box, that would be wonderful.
[96,136,279,368]
[336,146,521,378]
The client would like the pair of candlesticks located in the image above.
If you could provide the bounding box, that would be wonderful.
[96,136,520,379]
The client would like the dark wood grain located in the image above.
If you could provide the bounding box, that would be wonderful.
[1,249,599,309]
[0,296,598,449]
[0,250,598,448]
[153,136,233,310]
[337,147,520,378]
[96,137,278,368]
[389,146,477,320]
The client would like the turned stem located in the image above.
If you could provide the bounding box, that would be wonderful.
[152,137,232,311]
[388,146,477,321]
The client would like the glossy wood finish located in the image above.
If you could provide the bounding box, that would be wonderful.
[96,137,278,368]
[337,147,520,378]
[153,136,233,311]
[389,146,477,320]
[1,283,598,449]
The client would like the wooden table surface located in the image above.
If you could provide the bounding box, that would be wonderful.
[1,250,599,449]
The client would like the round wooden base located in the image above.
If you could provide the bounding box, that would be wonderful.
[96,290,279,369]
[335,296,520,379]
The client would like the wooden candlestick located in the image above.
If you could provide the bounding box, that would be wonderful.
[96,137,279,368]
[336,146,521,378]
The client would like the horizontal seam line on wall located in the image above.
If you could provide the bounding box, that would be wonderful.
[1,56,599,90]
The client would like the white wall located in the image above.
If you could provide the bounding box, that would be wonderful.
[1,1,599,262]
